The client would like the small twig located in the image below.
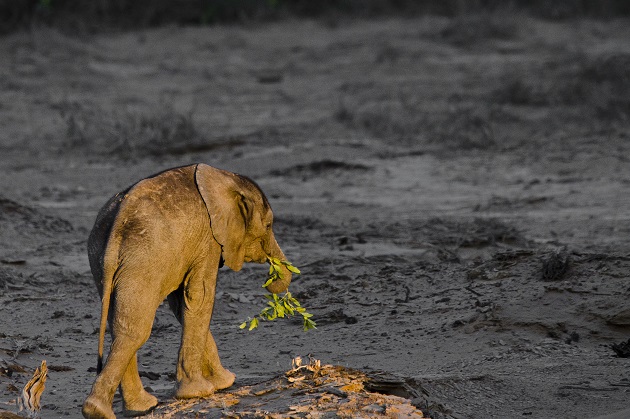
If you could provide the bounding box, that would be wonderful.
[394,286,411,303]
[427,287,462,298]
[465,286,483,297]
[558,385,618,392]
[544,286,612,296]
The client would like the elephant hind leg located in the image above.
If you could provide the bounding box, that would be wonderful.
[84,288,160,418]
[120,355,158,416]
[83,334,150,419]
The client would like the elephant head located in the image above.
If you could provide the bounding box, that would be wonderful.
[194,164,292,294]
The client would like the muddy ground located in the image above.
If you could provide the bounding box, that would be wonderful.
[1,14,630,419]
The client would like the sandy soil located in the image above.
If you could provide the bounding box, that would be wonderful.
[1,14,630,418]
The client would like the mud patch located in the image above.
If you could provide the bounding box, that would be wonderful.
[270,160,371,181]
[58,103,244,158]
[0,196,73,236]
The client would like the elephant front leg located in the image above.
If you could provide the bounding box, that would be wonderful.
[202,331,235,391]
[175,326,235,398]
[173,251,235,398]
[167,287,235,397]
[175,321,217,398]
[174,259,224,399]
[175,329,236,399]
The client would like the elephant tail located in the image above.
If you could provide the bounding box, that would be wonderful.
[96,239,119,374]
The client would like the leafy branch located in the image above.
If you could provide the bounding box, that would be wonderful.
[262,257,301,287]
[240,257,316,332]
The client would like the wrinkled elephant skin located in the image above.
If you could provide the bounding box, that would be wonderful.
[82,164,292,419]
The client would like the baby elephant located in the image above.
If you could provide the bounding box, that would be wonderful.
[82,164,293,419]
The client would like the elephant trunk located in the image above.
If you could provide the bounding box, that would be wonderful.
[265,234,292,294]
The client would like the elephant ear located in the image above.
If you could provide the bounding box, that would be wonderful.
[195,164,250,272]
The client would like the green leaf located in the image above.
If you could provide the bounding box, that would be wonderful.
[303,318,317,331]
[242,257,314,332]
[262,277,274,288]
[285,264,301,274]
[249,318,259,330]
[283,301,294,314]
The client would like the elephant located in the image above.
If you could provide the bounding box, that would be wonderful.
[82,163,293,419]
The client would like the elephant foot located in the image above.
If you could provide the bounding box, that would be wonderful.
[175,377,215,399]
[206,367,235,391]
[123,390,158,417]
[82,395,116,419]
